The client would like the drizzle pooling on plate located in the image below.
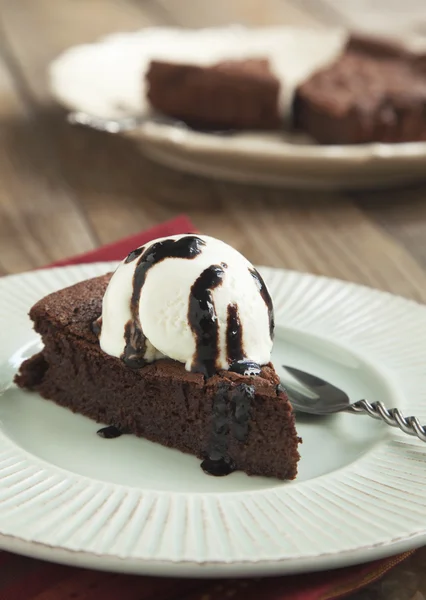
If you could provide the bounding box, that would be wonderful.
[97,425,127,439]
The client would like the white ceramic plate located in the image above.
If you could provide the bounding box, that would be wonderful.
[1,263,426,577]
[48,26,426,189]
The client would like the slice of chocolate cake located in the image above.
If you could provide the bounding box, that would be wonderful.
[294,34,426,145]
[16,274,300,479]
[146,58,281,130]
[15,234,301,480]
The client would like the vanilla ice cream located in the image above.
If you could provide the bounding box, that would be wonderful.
[97,234,274,377]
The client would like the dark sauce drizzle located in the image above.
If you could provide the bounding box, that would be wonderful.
[202,269,267,474]
[229,359,261,376]
[125,246,144,264]
[97,425,129,439]
[92,247,145,337]
[122,235,206,368]
[201,382,235,476]
[231,384,255,442]
[249,267,275,340]
[226,303,244,364]
[122,319,146,369]
[188,264,226,377]
[226,303,262,376]
[201,382,255,476]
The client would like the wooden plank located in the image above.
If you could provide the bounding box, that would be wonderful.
[0,0,166,253]
[154,0,322,27]
[0,36,97,273]
[45,120,178,241]
[355,187,426,270]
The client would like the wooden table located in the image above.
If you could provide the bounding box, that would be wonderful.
[0,1,426,597]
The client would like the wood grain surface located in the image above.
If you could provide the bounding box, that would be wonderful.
[0,1,426,597]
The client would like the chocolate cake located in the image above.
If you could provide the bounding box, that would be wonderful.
[146,58,281,130]
[294,35,426,145]
[15,273,301,480]
[344,33,411,61]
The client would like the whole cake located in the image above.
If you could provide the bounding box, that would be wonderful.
[146,58,281,130]
[294,35,426,145]
[15,234,301,479]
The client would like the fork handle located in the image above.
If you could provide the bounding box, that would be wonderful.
[348,399,426,442]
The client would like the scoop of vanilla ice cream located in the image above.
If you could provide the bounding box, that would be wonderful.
[98,234,273,373]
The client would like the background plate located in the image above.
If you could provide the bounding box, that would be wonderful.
[49,27,426,189]
[1,263,426,576]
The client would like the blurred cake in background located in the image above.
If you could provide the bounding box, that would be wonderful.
[147,58,281,130]
[144,30,426,145]
[294,34,426,144]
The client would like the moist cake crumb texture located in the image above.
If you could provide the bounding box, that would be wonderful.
[15,271,301,480]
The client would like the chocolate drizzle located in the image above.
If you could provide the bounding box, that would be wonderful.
[226,304,262,375]
[97,425,126,439]
[229,359,261,376]
[122,235,206,368]
[226,303,244,364]
[200,268,265,475]
[249,267,275,339]
[201,456,235,476]
[231,384,255,441]
[95,235,272,477]
[188,264,226,377]
[201,382,235,476]
[125,247,144,264]
[201,381,255,476]
[122,320,146,369]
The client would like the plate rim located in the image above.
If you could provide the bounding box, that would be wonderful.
[1,262,426,576]
[0,530,421,577]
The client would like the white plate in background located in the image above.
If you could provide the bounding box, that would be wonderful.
[49,27,426,190]
[1,263,426,576]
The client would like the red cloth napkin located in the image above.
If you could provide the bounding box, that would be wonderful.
[4,216,414,600]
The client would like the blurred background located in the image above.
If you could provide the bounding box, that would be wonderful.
[1,0,426,296]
